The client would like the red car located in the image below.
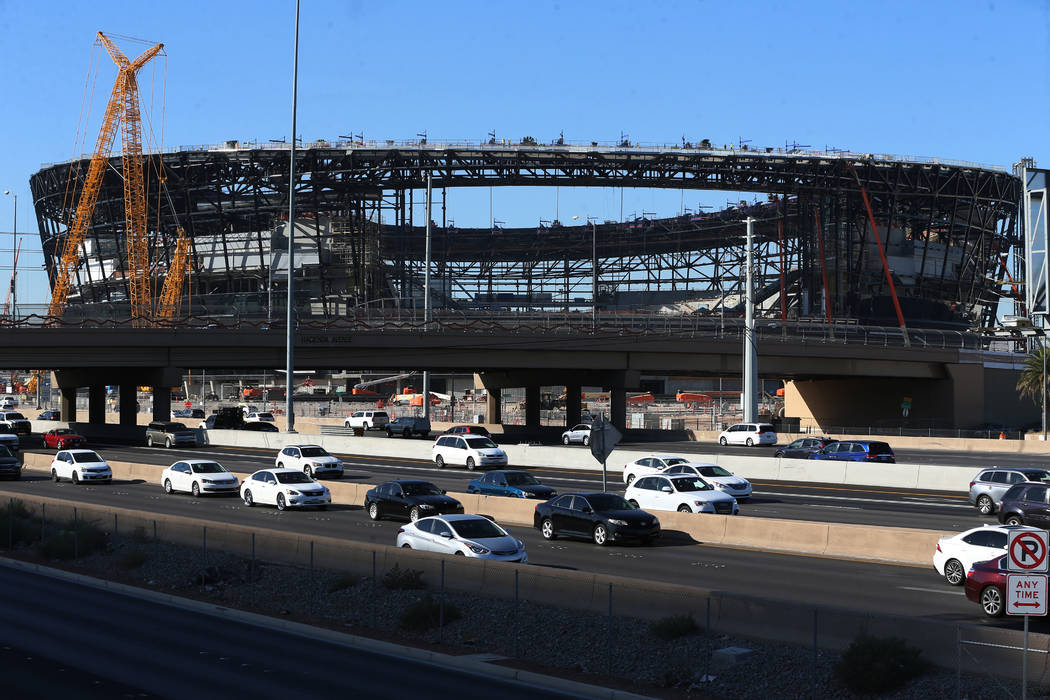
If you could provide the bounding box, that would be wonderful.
[442,425,491,438]
[42,428,87,450]
[964,554,1007,617]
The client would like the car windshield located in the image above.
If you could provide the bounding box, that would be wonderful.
[72,451,102,463]
[257,413,274,420]
[403,482,443,496]
[1023,471,1050,482]
[672,477,712,492]
[505,472,540,486]
[464,437,498,449]
[587,494,634,511]
[7,413,25,420]
[697,466,732,477]
[54,429,75,436]
[664,458,689,466]
[191,462,227,474]
[300,447,330,457]
[450,518,507,539]
[275,472,313,484]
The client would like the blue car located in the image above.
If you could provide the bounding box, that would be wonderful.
[466,470,557,499]
[809,440,895,464]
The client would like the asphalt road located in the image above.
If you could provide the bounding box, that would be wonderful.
[21,441,989,533]
[0,566,580,699]
[0,470,1011,629]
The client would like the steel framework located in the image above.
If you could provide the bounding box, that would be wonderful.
[30,143,1022,329]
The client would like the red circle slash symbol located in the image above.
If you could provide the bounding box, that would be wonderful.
[1011,534,1047,570]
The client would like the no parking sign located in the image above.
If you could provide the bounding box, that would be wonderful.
[1008,530,1050,573]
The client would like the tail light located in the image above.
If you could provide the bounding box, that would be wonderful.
[936,543,942,552]
[396,528,405,534]
[970,481,976,488]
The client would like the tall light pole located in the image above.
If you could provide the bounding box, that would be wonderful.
[3,190,14,317]
[422,173,433,423]
[742,217,758,423]
[284,0,301,433]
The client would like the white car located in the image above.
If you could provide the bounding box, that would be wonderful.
[344,410,389,430]
[245,411,275,423]
[933,525,1030,586]
[275,444,344,478]
[718,422,777,447]
[624,473,738,515]
[162,459,240,497]
[50,449,112,485]
[240,468,331,511]
[433,434,507,471]
[396,514,528,563]
[561,423,592,445]
[661,462,753,501]
[622,455,692,485]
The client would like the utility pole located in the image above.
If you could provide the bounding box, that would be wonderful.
[743,217,758,422]
[423,173,433,423]
[284,0,300,433]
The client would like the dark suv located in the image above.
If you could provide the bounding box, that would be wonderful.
[775,437,837,459]
[386,416,431,439]
[998,482,1050,527]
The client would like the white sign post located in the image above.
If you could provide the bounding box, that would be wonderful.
[1007,529,1050,700]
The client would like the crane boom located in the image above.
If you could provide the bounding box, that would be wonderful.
[156,228,190,320]
[48,32,164,322]
[2,238,21,316]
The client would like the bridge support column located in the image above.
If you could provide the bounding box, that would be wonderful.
[566,383,582,426]
[152,386,171,422]
[525,384,541,430]
[88,387,106,425]
[610,387,627,431]
[60,387,76,423]
[119,385,138,427]
[485,389,501,425]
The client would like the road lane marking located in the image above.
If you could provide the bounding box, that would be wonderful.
[898,586,965,596]
[753,490,970,509]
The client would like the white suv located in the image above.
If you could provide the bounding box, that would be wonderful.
[344,410,389,430]
[624,473,738,515]
[0,411,31,436]
[275,444,344,479]
[433,434,507,471]
[245,411,275,423]
[718,423,777,446]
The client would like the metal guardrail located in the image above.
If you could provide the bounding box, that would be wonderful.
[814,425,1030,441]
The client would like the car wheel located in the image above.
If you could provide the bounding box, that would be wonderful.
[403,430,412,438]
[409,507,422,522]
[625,474,635,486]
[583,435,590,446]
[540,518,556,540]
[365,422,371,430]
[276,494,287,511]
[163,479,174,494]
[719,437,728,446]
[466,457,476,471]
[593,523,608,546]
[677,504,693,513]
[368,502,381,521]
[944,559,965,586]
[981,585,1004,617]
[454,551,464,556]
[562,435,570,445]
[745,438,754,446]
[401,543,411,549]
[386,430,393,438]
[51,468,59,483]
[146,435,153,447]
[165,437,173,448]
[57,440,64,449]
[191,482,201,498]
[435,455,445,468]
[627,499,639,508]
[1006,515,1024,526]
[774,451,784,458]
[977,495,995,515]
[243,490,254,507]
[304,466,313,479]
[71,472,79,485]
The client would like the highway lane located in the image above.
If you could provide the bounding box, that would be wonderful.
[24,441,990,532]
[0,566,579,700]
[0,473,1003,627]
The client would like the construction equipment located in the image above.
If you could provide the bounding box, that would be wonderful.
[2,238,20,316]
[155,227,190,320]
[49,32,164,323]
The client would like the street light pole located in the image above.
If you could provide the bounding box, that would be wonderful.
[591,218,597,330]
[284,0,301,434]
[742,217,758,423]
[423,173,433,423]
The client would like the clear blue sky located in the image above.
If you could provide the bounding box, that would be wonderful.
[1,0,1047,306]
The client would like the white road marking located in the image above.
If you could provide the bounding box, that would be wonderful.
[898,586,965,596]
[753,490,970,509]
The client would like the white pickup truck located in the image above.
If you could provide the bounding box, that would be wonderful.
[0,411,32,436]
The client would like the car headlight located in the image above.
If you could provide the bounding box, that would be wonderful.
[515,539,525,549]
[202,478,216,484]
[608,519,628,526]
[713,482,727,489]
[467,543,490,554]
[418,504,434,510]
[693,501,710,508]
[287,489,302,496]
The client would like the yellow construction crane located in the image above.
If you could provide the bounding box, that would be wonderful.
[156,227,190,320]
[49,32,164,323]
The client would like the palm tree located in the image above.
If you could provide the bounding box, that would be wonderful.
[1017,346,1050,405]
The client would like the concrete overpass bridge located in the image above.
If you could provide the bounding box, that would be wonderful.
[1,314,1031,432]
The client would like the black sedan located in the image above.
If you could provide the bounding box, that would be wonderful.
[533,492,660,546]
[0,445,22,480]
[774,437,837,459]
[364,480,464,522]
[243,421,279,432]
[37,410,61,421]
